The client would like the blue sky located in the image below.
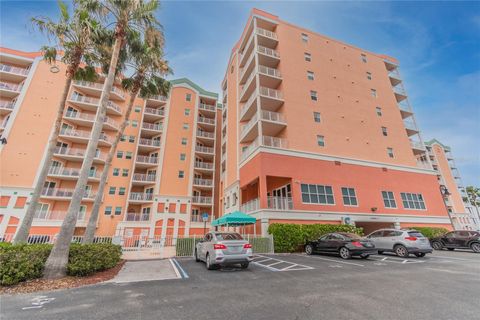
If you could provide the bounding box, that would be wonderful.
[1,0,479,186]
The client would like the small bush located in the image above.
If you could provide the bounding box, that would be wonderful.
[268,223,364,253]
[410,226,449,240]
[67,243,122,276]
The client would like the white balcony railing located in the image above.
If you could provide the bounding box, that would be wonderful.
[64,111,118,129]
[60,127,91,139]
[54,146,106,161]
[136,155,159,164]
[144,107,165,116]
[241,137,260,161]
[197,130,215,139]
[192,196,212,204]
[138,138,161,147]
[0,63,29,75]
[410,140,425,150]
[142,122,162,131]
[388,69,402,79]
[195,145,215,154]
[393,85,407,96]
[199,103,216,112]
[150,95,167,102]
[34,210,85,221]
[129,192,154,201]
[193,178,213,186]
[398,100,412,113]
[258,65,281,78]
[126,213,150,221]
[191,214,211,223]
[257,45,280,59]
[267,196,293,210]
[0,81,22,92]
[262,135,288,148]
[404,120,418,132]
[241,113,259,137]
[132,173,156,182]
[69,94,122,114]
[198,116,216,125]
[41,188,95,199]
[194,161,214,170]
[73,80,125,99]
[256,27,278,40]
[48,166,101,179]
[240,91,259,119]
[0,101,15,110]
[240,198,260,213]
[261,110,285,123]
[260,86,283,100]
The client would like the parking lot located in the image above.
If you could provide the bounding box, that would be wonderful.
[2,250,480,320]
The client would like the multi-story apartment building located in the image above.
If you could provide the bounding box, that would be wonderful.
[0,47,221,239]
[424,139,480,230]
[219,9,453,235]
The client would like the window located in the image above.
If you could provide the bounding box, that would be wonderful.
[387,147,394,158]
[35,203,49,219]
[14,196,27,208]
[310,90,317,101]
[186,93,192,101]
[129,135,135,143]
[135,106,141,113]
[104,206,112,215]
[116,151,123,159]
[184,108,190,116]
[125,152,132,160]
[366,72,372,80]
[301,33,309,43]
[401,193,426,210]
[382,191,397,208]
[180,153,186,161]
[301,184,335,204]
[118,187,126,195]
[313,112,321,123]
[317,135,325,147]
[122,169,129,177]
[361,53,367,63]
[376,107,382,116]
[114,207,122,215]
[183,123,189,130]
[113,168,120,176]
[178,170,185,178]
[120,135,126,142]
[181,138,187,145]
[307,71,314,80]
[371,89,377,98]
[341,187,358,206]
[131,120,138,128]
[304,52,311,62]
[109,187,116,195]
[382,127,388,136]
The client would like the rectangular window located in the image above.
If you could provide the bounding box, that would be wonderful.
[114,207,122,215]
[14,196,27,208]
[104,206,112,215]
[134,106,141,113]
[0,196,10,208]
[122,169,129,177]
[120,135,126,142]
[382,127,388,136]
[382,191,397,208]
[185,108,190,116]
[180,153,186,161]
[183,123,189,130]
[131,120,138,127]
[301,184,335,204]
[387,147,394,158]
[361,53,367,63]
[113,168,120,176]
[108,187,116,195]
[310,90,317,101]
[366,72,372,80]
[317,135,325,147]
[178,170,184,178]
[116,151,123,159]
[376,107,382,116]
[304,52,311,62]
[301,33,309,43]
[129,135,135,143]
[341,187,358,206]
[313,112,321,123]
[371,89,377,98]
[401,193,426,210]
[125,152,132,160]
[307,71,314,80]
[118,187,126,195]
[181,138,187,145]
[186,93,192,101]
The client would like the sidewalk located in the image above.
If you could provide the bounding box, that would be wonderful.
[107,259,180,283]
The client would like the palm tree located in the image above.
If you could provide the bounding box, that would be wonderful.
[43,0,161,279]
[465,186,480,207]
[13,1,103,244]
[83,28,171,244]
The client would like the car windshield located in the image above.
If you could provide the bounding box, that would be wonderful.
[408,231,425,238]
[215,233,243,241]
[340,233,362,239]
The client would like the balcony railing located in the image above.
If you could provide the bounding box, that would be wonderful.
[136,155,159,164]
[194,161,214,170]
[0,81,22,92]
[193,178,213,186]
[259,86,283,100]
[241,137,260,161]
[261,110,285,123]
[73,80,125,99]
[258,65,281,78]
[410,140,425,150]
[199,103,216,112]
[256,27,278,40]
[404,120,418,132]
[241,113,259,137]
[240,69,257,98]
[150,95,167,102]
[144,107,165,116]
[267,196,293,210]
[64,110,118,129]
[129,192,154,201]
[240,198,260,213]
[393,85,407,96]
[195,145,214,154]
[262,135,288,148]
[192,196,212,204]
[69,94,122,113]
[34,210,85,221]
[388,69,402,79]
[54,146,106,161]
[48,166,101,179]
[240,91,259,119]
[132,173,156,182]
[107,101,122,113]
[138,138,161,147]
[60,127,91,139]
[142,122,162,131]
[0,101,15,110]
[198,116,216,125]
[257,45,280,59]
[191,214,211,223]
[0,63,29,75]
[398,100,412,113]
[41,188,95,199]
[416,161,431,170]
[126,213,150,222]
[197,130,215,139]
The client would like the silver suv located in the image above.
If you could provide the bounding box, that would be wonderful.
[366,229,432,257]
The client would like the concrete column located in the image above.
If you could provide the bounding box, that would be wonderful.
[261,218,269,237]
[259,175,268,209]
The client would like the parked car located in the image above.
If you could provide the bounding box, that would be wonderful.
[304,232,376,259]
[195,232,253,270]
[366,229,432,257]
[430,230,480,253]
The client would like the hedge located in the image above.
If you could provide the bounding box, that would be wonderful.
[0,242,122,286]
[268,223,364,253]
[409,227,449,240]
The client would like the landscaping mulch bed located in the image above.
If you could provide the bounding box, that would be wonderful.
[0,260,126,295]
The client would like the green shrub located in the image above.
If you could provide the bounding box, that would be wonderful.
[410,227,449,240]
[250,237,272,253]
[67,243,122,276]
[268,223,364,253]
[0,243,52,286]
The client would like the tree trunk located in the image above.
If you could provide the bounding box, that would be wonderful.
[13,72,75,244]
[83,88,139,244]
[43,38,123,279]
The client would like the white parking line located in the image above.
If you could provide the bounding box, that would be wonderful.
[296,254,365,267]
[252,254,314,272]
[369,255,425,264]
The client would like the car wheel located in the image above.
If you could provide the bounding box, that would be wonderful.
[447,248,455,251]
[195,249,200,262]
[339,247,351,259]
[360,254,370,259]
[431,241,443,250]
[414,252,426,258]
[377,251,384,255]
[470,242,480,253]
[394,245,409,257]
[240,262,249,269]
[305,244,313,255]
[205,253,215,270]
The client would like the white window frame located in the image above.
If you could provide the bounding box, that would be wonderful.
[400,192,427,210]
[301,183,335,205]
[382,191,397,208]
[307,71,314,80]
[341,187,358,206]
[317,135,325,147]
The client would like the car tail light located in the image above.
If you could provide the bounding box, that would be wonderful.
[243,243,252,249]
[351,241,363,247]
[405,236,417,241]
[213,244,227,250]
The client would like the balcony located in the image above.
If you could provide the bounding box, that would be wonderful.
[68,94,122,115]
[0,81,22,97]
[239,50,256,85]
[53,146,106,164]
[262,135,288,149]
[410,140,426,155]
[192,196,213,206]
[388,69,402,86]
[126,213,150,222]
[255,27,278,48]
[392,85,407,101]
[239,31,256,67]
[191,214,211,223]
[138,138,161,152]
[47,166,101,181]
[148,95,168,103]
[199,103,216,114]
[397,100,413,118]
[261,110,287,136]
[0,63,29,82]
[195,145,215,156]
[259,86,284,111]
[193,178,213,189]
[258,65,282,88]
[197,116,216,127]
[73,80,125,101]
[416,160,432,170]
[59,127,90,143]
[141,122,163,137]
[404,120,419,136]
[194,161,214,172]
[241,138,260,162]
[132,173,156,185]
[34,210,85,221]
[240,91,259,121]
[268,196,293,210]
[240,113,259,143]
[135,155,159,168]
[240,198,259,213]
[64,110,118,130]
[197,130,215,140]
[257,45,280,67]
[0,100,14,115]
[239,68,257,102]
[129,192,154,203]
[40,188,96,201]
[143,107,165,121]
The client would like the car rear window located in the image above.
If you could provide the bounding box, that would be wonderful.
[408,231,425,238]
[215,233,243,240]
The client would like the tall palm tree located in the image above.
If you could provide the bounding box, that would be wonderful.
[465,186,480,207]
[83,28,171,244]
[13,1,103,244]
[43,0,161,279]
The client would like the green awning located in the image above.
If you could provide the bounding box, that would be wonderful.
[211,211,256,226]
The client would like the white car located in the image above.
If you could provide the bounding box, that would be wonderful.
[366,229,432,257]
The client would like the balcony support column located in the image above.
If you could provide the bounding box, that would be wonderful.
[259,175,268,209]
